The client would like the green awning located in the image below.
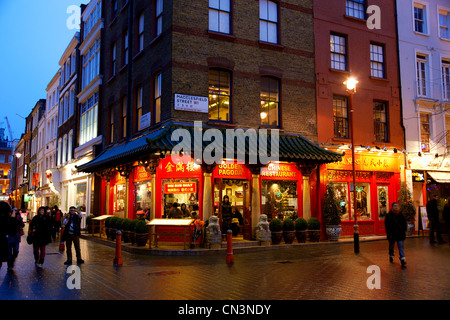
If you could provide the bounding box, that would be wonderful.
[77,122,342,173]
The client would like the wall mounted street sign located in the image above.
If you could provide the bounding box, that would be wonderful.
[174,94,209,113]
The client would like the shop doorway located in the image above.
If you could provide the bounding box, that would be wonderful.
[214,179,251,240]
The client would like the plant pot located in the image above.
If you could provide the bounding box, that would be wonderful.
[325,225,342,241]
[308,230,321,242]
[271,231,283,245]
[129,232,136,245]
[135,233,148,247]
[105,227,112,239]
[283,231,296,244]
[295,230,307,243]
[122,230,130,243]
[110,228,117,241]
[406,222,415,236]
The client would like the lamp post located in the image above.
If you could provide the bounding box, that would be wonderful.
[344,77,360,254]
[15,152,22,209]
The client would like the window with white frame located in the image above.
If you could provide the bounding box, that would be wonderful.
[370,43,385,78]
[346,0,365,19]
[79,93,99,145]
[82,38,100,90]
[83,0,102,39]
[420,113,431,153]
[68,131,73,163]
[443,59,450,101]
[416,53,428,97]
[209,0,231,34]
[440,9,450,40]
[62,135,67,165]
[330,34,347,71]
[259,0,278,44]
[414,3,427,34]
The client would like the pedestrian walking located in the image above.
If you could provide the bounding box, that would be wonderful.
[62,206,84,265]
[0,202,11,271]
[385,202,407,268]
[6,207,24,271]
[51,205,62,239]
[29,207,53,268]
[426,194,445,244]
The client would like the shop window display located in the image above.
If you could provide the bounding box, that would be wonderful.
[331,182,371,221]
[377,185,389,220]
[162,179,199,218]
[114,184,126,218]
[262,180,298,221]
[75,183,87,212]
[135,181,151,215]
[350,183,371,220]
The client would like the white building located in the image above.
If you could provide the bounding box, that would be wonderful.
[40,71,60,207]
[397,0,450,207]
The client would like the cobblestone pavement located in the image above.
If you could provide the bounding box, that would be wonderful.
[0,234,449,301]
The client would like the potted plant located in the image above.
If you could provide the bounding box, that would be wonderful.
[129,219,138,245]
[105,216,113,239]
[307,217,321,242]
[323,184,343,241]
[121,218,133,243]
[398,183,417,236]
[134,219,149,247]
[109,216,120,241]
[269,218,283,245]
[294,217,308,243]
[282,218,296,244]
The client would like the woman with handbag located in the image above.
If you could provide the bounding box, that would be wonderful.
[0,202,11,271]
[29,207,52,268]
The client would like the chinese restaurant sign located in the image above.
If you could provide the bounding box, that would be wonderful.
[261,163,298,179]
[164,182,197,194]
[214,163,247,179]
[326,153,401,172]
[160,157,202,178]
[134,166,152,182]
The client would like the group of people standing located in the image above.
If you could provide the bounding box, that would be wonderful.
[0,201,84,271]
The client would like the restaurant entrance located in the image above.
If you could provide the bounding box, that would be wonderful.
[214,178,251,240]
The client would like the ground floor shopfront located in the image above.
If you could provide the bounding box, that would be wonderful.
[320,150,404,236]
[406,153,450,230]
[78,122,343,242]
[95,157,321,241]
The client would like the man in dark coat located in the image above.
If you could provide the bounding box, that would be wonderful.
[385,202,407,268]
[0,202,11,270]
[221,195,233,236]
[62,206,84,265]
[426,194,445,244]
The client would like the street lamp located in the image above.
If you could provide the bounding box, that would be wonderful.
[344,77,360,254]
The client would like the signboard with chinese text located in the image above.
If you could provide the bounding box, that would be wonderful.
[159,157,202,178]
[326,153,401,173]
[164,182,197,194]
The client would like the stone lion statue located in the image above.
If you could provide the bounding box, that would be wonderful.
[255,214,271,242]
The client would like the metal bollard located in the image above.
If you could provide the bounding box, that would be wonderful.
[226,229,234,265]
[113,230,123,266]
[59,227,65,252]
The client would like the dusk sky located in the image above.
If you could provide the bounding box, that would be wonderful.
[0,0,86,140]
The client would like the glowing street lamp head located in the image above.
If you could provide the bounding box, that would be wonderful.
[15,152,22,159]
[344,78,358,92]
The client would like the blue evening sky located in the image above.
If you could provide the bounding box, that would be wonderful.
[0,0,86,140]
